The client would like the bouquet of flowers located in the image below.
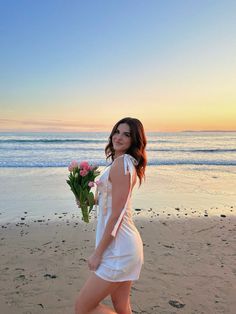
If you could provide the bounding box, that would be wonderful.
[66,160,100,223]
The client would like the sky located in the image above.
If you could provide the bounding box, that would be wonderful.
[0,0,235,132]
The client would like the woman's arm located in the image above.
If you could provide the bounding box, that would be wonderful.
[88,156,130,270]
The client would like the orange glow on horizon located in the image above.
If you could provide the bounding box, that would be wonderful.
[0,117,235,133]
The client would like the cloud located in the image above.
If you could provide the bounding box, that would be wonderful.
[0,118,107,131]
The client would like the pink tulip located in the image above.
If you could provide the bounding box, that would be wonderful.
[80,161,90,170]
[95,180,103,186]
[88,181,95,187]
[80,169,88,177]
[68,160,78,172]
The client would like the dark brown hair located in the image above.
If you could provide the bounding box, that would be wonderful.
[105,117,147,185]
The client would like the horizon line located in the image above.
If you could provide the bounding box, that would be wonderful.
[0,129,236,133]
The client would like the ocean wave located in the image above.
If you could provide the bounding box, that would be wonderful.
[1,145,235,153]
[0,138,171,144]
[0,146,105,151]
[148,148,236,153]
[1,159,236,167]
[0,138,107,144]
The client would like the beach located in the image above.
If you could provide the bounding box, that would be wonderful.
[1,0,236,310]
[1,213,236,314]
[1,165,236,223]
[1,131,236,313]
[0,167,236,313]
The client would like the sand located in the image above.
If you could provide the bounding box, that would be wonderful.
[1,211,236,314]
[1,165,236,223]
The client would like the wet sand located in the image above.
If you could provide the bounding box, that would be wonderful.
[1,210,236,314]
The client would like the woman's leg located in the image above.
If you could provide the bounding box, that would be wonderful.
[110,281,132,314]
[74,272,120,314]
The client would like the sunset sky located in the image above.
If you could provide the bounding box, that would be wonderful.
[0,0,235,132]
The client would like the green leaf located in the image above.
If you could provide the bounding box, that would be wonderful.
[80,189,87,203]
[87,191,94,205]
[71,184,78,197]
[87,192,95,213]
[66,180,71,187]
[73,183,81,200]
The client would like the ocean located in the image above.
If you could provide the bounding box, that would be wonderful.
[0,131,236,168]
[0,131,235,223]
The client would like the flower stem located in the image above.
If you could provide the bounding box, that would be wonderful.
[81,204,89,223]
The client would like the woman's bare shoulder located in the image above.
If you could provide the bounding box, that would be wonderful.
[110,155,125,174]
[110,156,132,185]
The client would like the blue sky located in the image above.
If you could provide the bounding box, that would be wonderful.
[0,0,235,131]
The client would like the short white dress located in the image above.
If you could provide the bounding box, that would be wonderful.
[95,154,144,282]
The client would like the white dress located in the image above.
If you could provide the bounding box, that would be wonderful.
[95,154,144,282]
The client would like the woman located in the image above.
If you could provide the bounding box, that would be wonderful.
[75,117,147,314]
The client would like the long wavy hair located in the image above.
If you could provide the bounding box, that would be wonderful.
[105,117,147,185]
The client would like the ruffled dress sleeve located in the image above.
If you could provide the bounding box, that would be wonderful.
[111,154,137,237]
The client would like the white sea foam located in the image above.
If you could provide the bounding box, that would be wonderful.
[0,131,236,167]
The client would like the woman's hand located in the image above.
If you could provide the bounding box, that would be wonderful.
[88,251,102,271]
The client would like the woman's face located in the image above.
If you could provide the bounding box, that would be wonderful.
[112,123,132,155]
